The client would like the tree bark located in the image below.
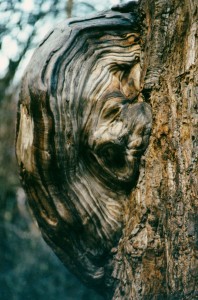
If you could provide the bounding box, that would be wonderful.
[110,0,198,299]
[16,0,197,299]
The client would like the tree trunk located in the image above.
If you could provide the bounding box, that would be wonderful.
[110,0,198,299]
[16,0,197,299]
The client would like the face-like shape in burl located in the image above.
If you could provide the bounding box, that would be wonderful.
[80,32,152,190]
[16,12,152,288]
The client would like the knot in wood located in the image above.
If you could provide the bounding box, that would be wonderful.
[16,7,152,292]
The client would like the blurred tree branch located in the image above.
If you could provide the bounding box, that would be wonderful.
[66,0,73,18]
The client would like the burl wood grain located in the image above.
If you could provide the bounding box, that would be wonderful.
[16,4,152,296]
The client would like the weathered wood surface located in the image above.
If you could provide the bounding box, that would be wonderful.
[16,2,152,297]
[16,0,197,299]
[109,0,197,299]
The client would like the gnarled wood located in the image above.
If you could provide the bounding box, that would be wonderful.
[16,0,197,299]
[16,2,152,297]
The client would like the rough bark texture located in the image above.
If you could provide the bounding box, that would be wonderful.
[109,0,197,299]
[16,0,197,299]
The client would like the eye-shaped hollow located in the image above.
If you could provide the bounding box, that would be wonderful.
[97,142,126,169]
[102,105,122,120]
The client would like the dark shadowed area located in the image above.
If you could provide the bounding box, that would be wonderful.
[0,188,103,299]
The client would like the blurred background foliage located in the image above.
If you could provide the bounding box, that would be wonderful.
[0,0,129,299]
